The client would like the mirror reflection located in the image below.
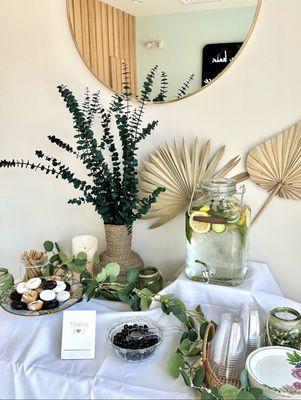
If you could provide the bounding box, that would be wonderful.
[67,0,258,102]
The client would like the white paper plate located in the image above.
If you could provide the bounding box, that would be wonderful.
[246,346,301,399]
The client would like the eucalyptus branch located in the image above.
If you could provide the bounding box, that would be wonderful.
[47,135,80,158]
[0,71,163,228]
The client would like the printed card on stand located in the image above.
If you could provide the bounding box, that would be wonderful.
[61,310,96,359]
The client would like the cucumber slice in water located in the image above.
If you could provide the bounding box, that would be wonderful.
[212,224,226,234]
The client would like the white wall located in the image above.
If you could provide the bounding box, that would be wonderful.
[136,6,256,99]
[0,0,300,301]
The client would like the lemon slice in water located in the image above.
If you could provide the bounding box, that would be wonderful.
[200,205,211,213]
[189,211,211,234]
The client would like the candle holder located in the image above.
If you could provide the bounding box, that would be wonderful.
[266,307,301,350]
[72,235,98,275]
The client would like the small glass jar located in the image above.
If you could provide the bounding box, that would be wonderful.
[266,307,301,350]
[20,251,48,281]
[185,178,250,286]
[138,267,163,294]
[0,267,14,301]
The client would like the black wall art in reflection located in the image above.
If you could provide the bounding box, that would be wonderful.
[202,42,243,86]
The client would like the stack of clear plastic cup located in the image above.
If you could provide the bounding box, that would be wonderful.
[240,302,264,355]
[210,313,246,382]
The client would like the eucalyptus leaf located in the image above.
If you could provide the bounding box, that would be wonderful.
[249,388,263,400]
[58,252,69,264]
[167,352,185,379]
[93,252,100,265]
[160,294,174,302]
[240,369,250,391]
[140,296,151,310]
[71,261,86,273]
[192,367,205,387]
[170,305,187,324]
[73,258,87,267]
[180,332,189,343]
[199,322,214,342]
[77,252,87,260]
[236,390,256,400]
[125,268,140,283]
[187,316,196,330]
[41,263,54,276]
[96,269,107,282]
[188,329,198,342]
[44,241,54,252]
[161,302,170,315]
[80,270,92,282]
[180,338,192,353]
[219,384,240,400]
[130,295,141,311]
[104,262,120,278]
[84,279,98,300]
[49,254,60,263]
[179,368,191,387]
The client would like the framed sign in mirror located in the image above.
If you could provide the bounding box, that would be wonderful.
[67,0,261,102]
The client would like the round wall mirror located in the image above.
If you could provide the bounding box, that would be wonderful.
[67,0,260,102]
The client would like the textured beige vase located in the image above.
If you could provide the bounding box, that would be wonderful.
[96,224,144,276]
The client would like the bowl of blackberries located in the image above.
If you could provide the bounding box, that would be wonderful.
[107,318,164,362]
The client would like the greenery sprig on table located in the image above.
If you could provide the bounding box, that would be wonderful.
[42,240,89,278]
[0,66,165,230]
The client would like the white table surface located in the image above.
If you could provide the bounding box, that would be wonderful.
[0,262,300,400]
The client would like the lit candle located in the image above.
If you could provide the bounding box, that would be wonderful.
[72,235,98,274]
[274,310,298,321]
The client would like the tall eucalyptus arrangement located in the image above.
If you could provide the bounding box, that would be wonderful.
[0,66,164,230]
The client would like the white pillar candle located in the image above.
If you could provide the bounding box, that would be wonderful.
[72,235,98,275]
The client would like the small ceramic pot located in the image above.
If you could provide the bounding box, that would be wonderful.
[0,267,14,299]
[138,267,163,294]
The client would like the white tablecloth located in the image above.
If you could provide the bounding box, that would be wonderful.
[0,262,300,400]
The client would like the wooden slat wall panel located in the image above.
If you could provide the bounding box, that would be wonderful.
[73,0,83,53]
[87,0,97,74]
[95,0,104,78]
[101,1,110,84]
[67,0,137,96]
[80,0,91,65]
[68,0,75,31]
[129,15,137,96]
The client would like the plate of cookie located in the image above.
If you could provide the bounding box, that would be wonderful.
[1,276,83,316]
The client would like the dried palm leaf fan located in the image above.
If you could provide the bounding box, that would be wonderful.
[139,138,247,229]
[247,122,301,225]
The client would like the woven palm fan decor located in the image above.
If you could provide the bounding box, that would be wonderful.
[139,138,247,229]
[247,122,301,225]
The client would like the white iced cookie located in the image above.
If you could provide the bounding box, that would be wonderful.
[53,281,66,293]
[56,291,70,302]
[25,278,42,290]
[39,290,56,302]
[17,282,29,294]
